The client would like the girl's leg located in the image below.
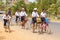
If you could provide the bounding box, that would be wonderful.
[31,18,36,32]
[21,21,25,29]
[16,16,18,23]
[44,25,48,32]
[35,23,37,29]
[32,23,35,33]
[37,23,41,32]
[41,27,43,33]
[7,21,11,32]
[31,23,35,32]
[21,16,24,28]
[4,19,6,27]
[10,18,12,26]
[24,20,28,29]
[40,23,43,33]
[22,21,25,29]
[8,26,11,32]
[21,17,27,29]
[44,27,46,32]
[4,19,8,32]
[16,16,17,23]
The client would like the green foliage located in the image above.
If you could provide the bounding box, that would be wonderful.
[0,0,5,10]
[11,0,26,15]
[57,0,60,7]
[27,2,37,13]
[47,4,57,14]
[0,0,60,16]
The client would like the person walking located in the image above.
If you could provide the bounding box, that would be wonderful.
[7,8,12,25]
[3,13,11,32]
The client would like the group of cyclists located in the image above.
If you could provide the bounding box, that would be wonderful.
[3,8,49,33]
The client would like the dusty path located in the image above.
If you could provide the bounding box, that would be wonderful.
[0,14,60,40]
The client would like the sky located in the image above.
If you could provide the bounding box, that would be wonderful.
[28,0,36,2]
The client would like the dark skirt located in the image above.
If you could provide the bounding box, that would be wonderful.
[16,16,19,22]
[32,17,36,24]
[21,16,25,22]
[41,17,45,22]
[4,19,8,26]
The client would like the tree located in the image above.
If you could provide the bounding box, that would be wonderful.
[0,0,5,10]
[11,0,26,15]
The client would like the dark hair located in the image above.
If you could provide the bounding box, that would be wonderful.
[44,22,46,24]
[42,21,46,24]
[6,13,8,16]
[42,9,45,11]
[16,9,19,11]
[9,8,11,10]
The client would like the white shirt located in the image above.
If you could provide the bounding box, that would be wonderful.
[15,12,19,16]
[20,11,27,16]
[3,15,11,20]
[32,11,39,17]
[41,12,46,17]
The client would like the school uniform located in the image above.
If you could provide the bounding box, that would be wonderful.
[32,11,39,24]
[20,11,27,22]
[15,12,20,22]
[41,12,46,22]
[3,15,11,26]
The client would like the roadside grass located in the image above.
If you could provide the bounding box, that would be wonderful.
[49,15,60,22]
